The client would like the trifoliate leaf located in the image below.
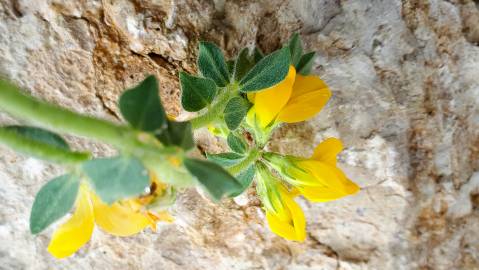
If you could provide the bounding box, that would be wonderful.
[296,52,316,75]
[227,133,247,154]
[230,165,255,197]
[30,174,80,234]
[180,72,217,112]
[119,75,167,132]
[184,158,243,201]
[156,120,194,150]
[233,48,256,82]
[239,47,291,92]
[5,126,69,150]
[198,42,230,87]
[206,152,244,167]
[224,97,251,130]
[83,156,149,204]
[289,33,303,67]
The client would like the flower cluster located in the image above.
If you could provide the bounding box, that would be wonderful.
[0,33,360,258]
[187,33,360,241]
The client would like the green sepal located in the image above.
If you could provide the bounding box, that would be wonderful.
[119,75,167,132]
[156,120,194,150]
[239,47,291,92]
[184,157,243,201]
[198,42,230,87]
[227,133,247,154]
[83,156,149,204]
[289,33,303,67]
[180,72,217,112]
[233,48,256,82]
[296,52,316,75]
[5,126,69,150]
[206,152,244,167]
[224,96,250,130]
[230,165,255,197]
[29,174,80,234]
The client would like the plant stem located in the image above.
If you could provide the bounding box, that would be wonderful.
[227,148,261,175]
[0,80,147,153]
[190,84,239,129]
[0,128,90,164]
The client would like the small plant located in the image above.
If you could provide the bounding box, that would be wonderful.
[0,33,359,258]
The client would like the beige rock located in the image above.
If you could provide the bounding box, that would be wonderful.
[0,0,478,269]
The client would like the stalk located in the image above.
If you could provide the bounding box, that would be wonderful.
[190,84,239,129]
[0,80,145,153]
[0,128,90,164]
[227,148,261,175]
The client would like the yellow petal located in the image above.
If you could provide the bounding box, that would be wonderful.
[277,86,331,123]
[266,186,305,241]
[47,185,94,259]
[298,163,360,202]
[293,160,342,188]
[311,138,343,165]
[289,74,328,98]
[254,66,296,127]
[91,194,151,237]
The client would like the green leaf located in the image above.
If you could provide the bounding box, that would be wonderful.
[239,47,291,92]
[156,120,195,150]
[227,133,247,154]
[227,60,235,76]
[119,75,167,132]
[83,156,149,204]
[30,174,80,234]
[198,42,230,87]
[5,126,69,150]
[224,97,250,130]
[233,48,256,81]
[289,33,303,67]
[296,52,316,75]
[184,158,243,201]
[230,165,255,197]
[254,47,264,62]
[180,72,217,112]
[206,152,244,167]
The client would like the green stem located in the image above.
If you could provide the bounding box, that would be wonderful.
[190,84,239,129]
[0,80,145,153]
[0,128,90,164]
[227,148,261,175]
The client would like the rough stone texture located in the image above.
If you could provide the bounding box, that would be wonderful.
[0,0,478,269]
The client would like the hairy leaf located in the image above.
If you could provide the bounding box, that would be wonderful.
[119,75,167,132]
[180,72,217,112]
[30,174,80,234]
[239,47,291,92]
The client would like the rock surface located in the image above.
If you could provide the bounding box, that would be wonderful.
[1,0,478,269]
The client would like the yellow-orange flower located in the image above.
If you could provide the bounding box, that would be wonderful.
[256,163,305,241]
[247,66,331,128]
[47,177,173,259]
[266,138,359,203]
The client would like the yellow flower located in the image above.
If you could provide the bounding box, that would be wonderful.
[266,138,360,202]
[256,164,306,241]
[247,66,331,128]
[47,176,173,259]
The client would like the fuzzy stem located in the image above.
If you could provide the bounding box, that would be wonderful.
[227,148,261,175]
[0,80,147,154]
[0,128,90,164]
[190,84,239,129]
